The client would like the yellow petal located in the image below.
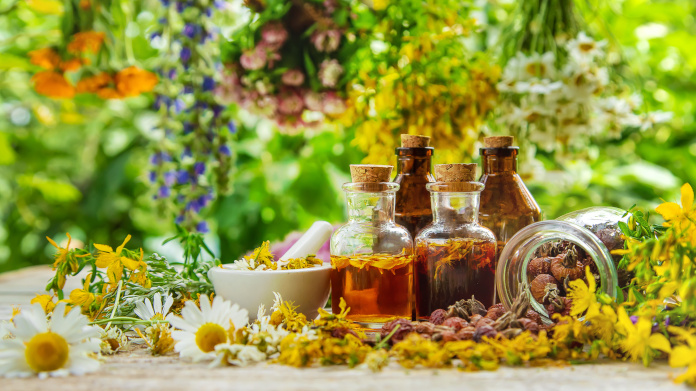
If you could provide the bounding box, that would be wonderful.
[586,266,596,293]
[656,202,681,221]
[116,234,132,254]
[94,243,114,253]
[648,333,672,353]
[670,346,696,367]
[681,183,694,212]
[46,236,60,249]
[120,256,140,271]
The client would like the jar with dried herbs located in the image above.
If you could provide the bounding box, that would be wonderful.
[415,163,497,320]
[330,165,414,328]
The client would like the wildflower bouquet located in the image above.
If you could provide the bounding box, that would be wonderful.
[218,0,368,128]
[343,0,500,164]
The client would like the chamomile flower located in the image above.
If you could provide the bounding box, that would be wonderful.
[566,32,606,63]
[99,326,129,355]
[167,295,249,362]
[213,344,267,367]
[134,292,174,321]
[0,303,101,378]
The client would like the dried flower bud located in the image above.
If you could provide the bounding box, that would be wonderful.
[551,254,584,282]
[446,296,487,320]
[456,326,476,340]
[517,318,540,333]
[429,309,447,325]
[442,317,469,331]
[473,324,498,342]
[525,310,543,325]
[484,303,506,321]
[500,328,523,339]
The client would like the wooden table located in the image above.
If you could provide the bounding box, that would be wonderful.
[0,266,689,391]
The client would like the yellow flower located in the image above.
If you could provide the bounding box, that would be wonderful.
[30,294,57,314]
[244,241,276,270]
[616,308,671,365]
[67,31,105,54]
[656,183,696,237]
[567,266,597,317]
[372,0,388,11]
[584,304,617,343]
[94,235,142,286]
[31,71,76,99]
[392,333,451,369]
[46,233,87,290]
[667,326,696,385]
[68,275,95,312]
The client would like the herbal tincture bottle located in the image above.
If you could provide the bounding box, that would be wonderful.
[330,164,414,328]
[415,163,497,319]
[478,136,541,262]
[394,134,436,239]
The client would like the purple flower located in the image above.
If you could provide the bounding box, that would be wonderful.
[239,47,266,70]
[176,1,187,13]
[310,29,341,53]
[630,315,639,325]
[174,98,186,113]
[181,47,192,62]
[175,215,184,224]
[183,24,197,39]
[182,147,192,159]
[281,70,305,86]
[278,90,304,115]
[219,145,231,156]
[202,76,215,91]
[318,59,343,88]
[163,171,176,186]
[150,151,171,165]
[213,0,226,9]
[158,185,171,198]
[168,69,177,80]
[194,161,206,175]
[183,85,194,94]
[158,17,167,24]
[212,105,223,118]
[261,22,288,51]
[227,121,237,133]
[150,31,162,41]
[148,171,157,183]
[196,221,209,233]
[160,0,170,5]
[183,121,194,135]
[176,170,190,184]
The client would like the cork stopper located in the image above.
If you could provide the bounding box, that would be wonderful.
[434,163,477,182]
[484,136,514,148]
[401,134,431,148]
[350,164,393,183]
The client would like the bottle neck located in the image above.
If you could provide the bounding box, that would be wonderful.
[431,192,481,224]
[481,148,518,174]
[395,148,433,176]
[346,192,396,224]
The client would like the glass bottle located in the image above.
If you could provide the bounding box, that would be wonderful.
[415,164,497,319]
[394,134,435,239]
[479,136,541,261]
[330,165,414,328]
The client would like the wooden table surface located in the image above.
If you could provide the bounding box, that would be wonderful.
[0,266,689,391]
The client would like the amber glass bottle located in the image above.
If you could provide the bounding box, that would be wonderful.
[478,136,541,261]
[394,134,435,239]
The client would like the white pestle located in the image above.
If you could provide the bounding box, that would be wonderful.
[278,221,333,265]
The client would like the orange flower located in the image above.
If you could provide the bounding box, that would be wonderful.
[76,72,113,93]
[79,0,91,9]
[114,66,158,97]
[67,31,106,54]
[32,71,76,99]
[29,48,61,70]
[59,58,83,72]
[97,88,123,99]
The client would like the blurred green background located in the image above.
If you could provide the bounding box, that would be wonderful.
[1,0,694,273]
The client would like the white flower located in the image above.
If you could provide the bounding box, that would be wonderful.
[640,110,673,130]
[167,295,249,362]
[226,258,269,271]
[0,303,101,378]
[99,326,129,355]
[502,51,556,82]
[566,32,606,63]
[514,79,564,95]
[318,59,344,88]
[213,344,267,367]
[134,292,174,321]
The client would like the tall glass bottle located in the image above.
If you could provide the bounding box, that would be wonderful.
[478,136,541,260]
[394,134,435,239]
[415,164,497,319]
[330,164,414,328]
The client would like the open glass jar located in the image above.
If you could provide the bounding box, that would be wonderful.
[330,182,414,328]
[496,207,626,323]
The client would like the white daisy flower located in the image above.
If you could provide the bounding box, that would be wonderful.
[503,51,556,82]
[213,344,267,367]
[0,303,101,378]
[99,326,129,355]
[134,292,174,321]
[640,110,673,131]
[226,258,268,271]
[566,32,607,63]
[167,294,249,362]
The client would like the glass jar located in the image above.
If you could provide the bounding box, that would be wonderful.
[330,182,414,327]
[496,207,625,323]
[415,182,497,319]
[394,146,435,239]
[478,143,541,260]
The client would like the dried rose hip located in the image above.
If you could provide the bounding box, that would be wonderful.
[527,256,553,279]
[525,310,543,325]
[530,274,559,303]
[415,322,436,335]
[484,303,506,321]
[456,326,476,340]
[473,324,498,342]
[430,309,447,325]
[517,318,539,333]
[380,318,414,343]
[442,317,469,331]
[468,314,483,326]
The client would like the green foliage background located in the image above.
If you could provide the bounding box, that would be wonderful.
[1,0,694,272]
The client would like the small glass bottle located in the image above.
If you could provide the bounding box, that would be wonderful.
[394,134,436,239]
[415,163,497,319]
[479,136,541,260]
[331,164,414,328]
